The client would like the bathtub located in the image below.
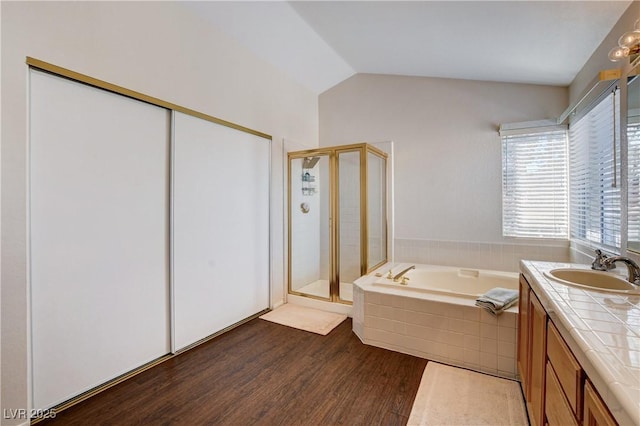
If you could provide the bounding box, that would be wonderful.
[352,263,520,379]
[372,265,518,298]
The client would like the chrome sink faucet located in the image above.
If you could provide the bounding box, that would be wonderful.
[591,249,610,271]
[393,265,415,283]
[592,249,640,285]
[602,256,640,285]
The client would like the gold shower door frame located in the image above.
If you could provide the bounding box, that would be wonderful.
[287,143,388,304]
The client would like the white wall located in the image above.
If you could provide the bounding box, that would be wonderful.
[1,1,317,422]
[570,1,640,105]
[320,74,570,272]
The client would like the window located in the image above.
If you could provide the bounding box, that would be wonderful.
[628,107,640,247]
[569,90,621,251]
[501,128,569,238]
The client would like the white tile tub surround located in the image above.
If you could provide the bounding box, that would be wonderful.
[395,238,570,273]
[521,260,640,426]
[353,267,519,379]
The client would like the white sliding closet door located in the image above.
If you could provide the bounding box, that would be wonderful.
[172,112,270,351]
[30,70,170,410]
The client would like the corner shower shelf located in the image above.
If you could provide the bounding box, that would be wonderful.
[302,171,316,196]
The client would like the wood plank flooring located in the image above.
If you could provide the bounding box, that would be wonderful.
[40,317,428,425]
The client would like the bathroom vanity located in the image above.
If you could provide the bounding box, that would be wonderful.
[518,261,639,426]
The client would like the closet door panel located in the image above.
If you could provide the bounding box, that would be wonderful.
[30,70,170,410]
[173,111,270,351]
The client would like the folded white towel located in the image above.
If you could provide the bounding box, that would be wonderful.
[475,287,519,316]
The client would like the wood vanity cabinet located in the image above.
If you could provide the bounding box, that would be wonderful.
[518,274,547,426]
[546,362,578,426]
[518,274,618,426]
[517,275,530,397]
[546,320,583,425]
[547,321,583,418]
[529,290,548,426]
[584,380,617,426]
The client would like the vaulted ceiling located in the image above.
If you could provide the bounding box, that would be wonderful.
[183,1,632,94]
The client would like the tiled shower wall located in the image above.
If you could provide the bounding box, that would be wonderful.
[395,238,570,272]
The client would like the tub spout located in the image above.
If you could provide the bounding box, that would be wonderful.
[393,265,415,282]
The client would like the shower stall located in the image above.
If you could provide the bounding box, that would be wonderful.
[288,143,388,304]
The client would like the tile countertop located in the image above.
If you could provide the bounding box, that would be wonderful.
[520,260,640,426]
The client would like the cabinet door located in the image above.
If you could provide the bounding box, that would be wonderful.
[517,274,531,397]
[547,321,583,419]
[529,292,548,426]
[546,362,578,426]
[583,380,617,426]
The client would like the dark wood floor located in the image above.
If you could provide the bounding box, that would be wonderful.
[40,317,428,425]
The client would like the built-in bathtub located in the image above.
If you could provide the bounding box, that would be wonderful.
[352,263,520,379]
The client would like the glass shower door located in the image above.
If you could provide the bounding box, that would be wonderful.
[337,149,362,302]
[288,143,388,304]
[367,150,387,271]
[289,154,332,300]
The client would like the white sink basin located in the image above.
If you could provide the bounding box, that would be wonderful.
[544,268,640,294]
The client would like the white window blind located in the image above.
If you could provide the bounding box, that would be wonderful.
[569,91,621,250]
[628,111,640,246]
[502,129,568,238]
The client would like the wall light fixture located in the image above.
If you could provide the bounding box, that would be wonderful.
[609,19,640,62]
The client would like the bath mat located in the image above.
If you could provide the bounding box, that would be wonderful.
[408,362,527,426]
[259,304,347,335]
